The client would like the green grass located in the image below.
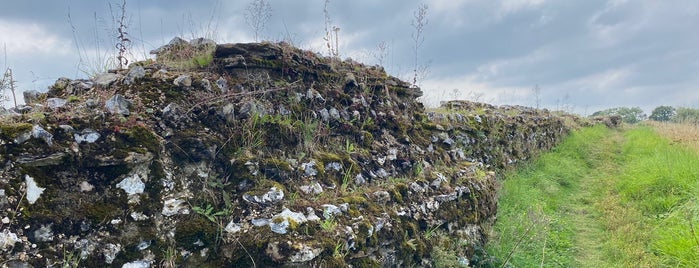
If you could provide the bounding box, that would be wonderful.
[484,125,699,267]
[616,127,699,267]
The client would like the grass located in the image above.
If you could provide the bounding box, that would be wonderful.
[645,121,699,152]
[485,124,699,267]
[616,126,699,267]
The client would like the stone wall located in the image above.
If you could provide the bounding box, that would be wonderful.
[0,40,593,267]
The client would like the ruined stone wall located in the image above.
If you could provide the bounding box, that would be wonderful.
[0,41,590,267]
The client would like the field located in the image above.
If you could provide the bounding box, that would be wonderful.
[483,123,699,267]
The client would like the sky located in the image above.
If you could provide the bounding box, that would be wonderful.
[1,0,698,115]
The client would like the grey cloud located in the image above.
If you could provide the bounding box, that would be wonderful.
[1,0,698,114]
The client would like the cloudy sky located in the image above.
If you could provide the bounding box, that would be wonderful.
[1,0,698,114]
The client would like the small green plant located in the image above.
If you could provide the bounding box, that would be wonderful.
[161,245,177,268]
[61,248,81,268]
[320,215,337,231]
[193,204,229,223]
[193,53,213,68]
[404,238,417,251]
[424,222,444,239]
[344,139,355,154]
[67,95,80,102]
[340,163,354,193]
[413,160,424,176]
[332,240,349,259]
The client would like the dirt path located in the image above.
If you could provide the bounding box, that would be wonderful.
[568,130,624,267]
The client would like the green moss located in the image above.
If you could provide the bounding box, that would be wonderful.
[395,183,409,198]
[84,201,122,223]
[360,131,374,147]
[388,183,408,204]
[389,187,403,204]
[316,152,342,164]
[249,57,280,69]
[193,53,213,68]
[339,195,382,215]
[67,95,80,102]
[261,157,292,171]
[0,122,32,141]
[349,257,380,267]
[175,214,218,250]
[124,125,160,153]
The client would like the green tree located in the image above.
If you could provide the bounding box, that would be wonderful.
[591,107,646,124]
[649,106,675,122]
[673,107,699,124]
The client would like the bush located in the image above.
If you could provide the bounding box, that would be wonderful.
[591,107,646,124]
[649,106,675,122]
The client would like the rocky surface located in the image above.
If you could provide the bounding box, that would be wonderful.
[0,40,604,267]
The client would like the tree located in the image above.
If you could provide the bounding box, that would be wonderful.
[245,0,272,42]
[673,107,699,124]
[591,107,646,124]
[649,106,675,122]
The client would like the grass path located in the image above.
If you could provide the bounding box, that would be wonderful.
[483,124,699,267]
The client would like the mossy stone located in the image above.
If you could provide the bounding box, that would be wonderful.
[174,215,218,250]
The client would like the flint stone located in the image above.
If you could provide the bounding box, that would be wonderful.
[94,73,120,88]
[200,78,212,91]
[25,175,45,205]
[124,66,146,85]
[162,103,181,120]
[31,125,53,146]
[299,183,323,195]
[289,245,322,263]
[122,260,151,268]
[372,191,391,203]
[354,174,366,185]
[162,198,189,216]
[23,90,41,104]
[239,101,266,118]
[319,108,330,121]
[33,224,53,242]
[270,208,307,234]
[221,103,235,123]
[216,77,228,92]
[344,72,357,88]
[251,218,269,226]
[103,243,121,264]
[105,94,130,116]
[306,207,321,222]
[150,37,188,55]
[321,204,342,219]
[225,221,242,233]
[0,229,21,251]
[173,75,192,87]
[117,174,146,195]
[74,129,100,144]
[329,108,340,120]
[51,77,71,91]
[85,98,99,108]
[190,37,216,47]
[242,187,284,205]
[301,161,318,177]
